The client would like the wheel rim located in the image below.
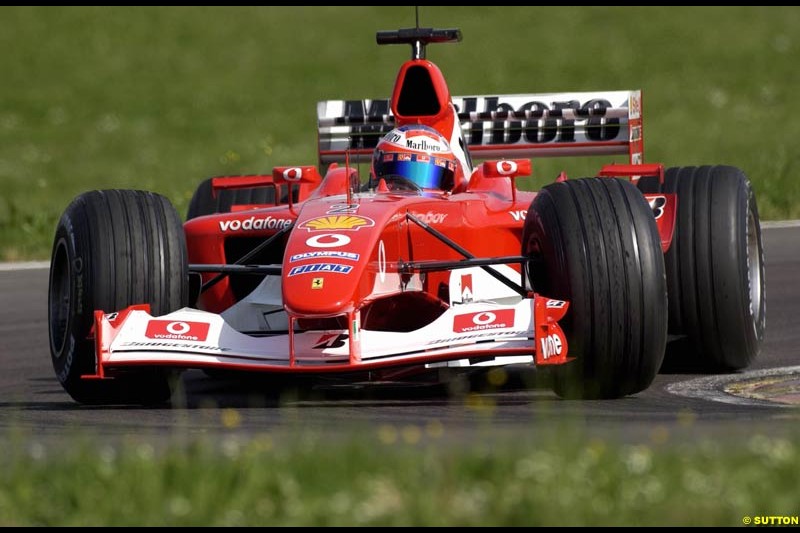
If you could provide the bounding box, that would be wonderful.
[49,239,71,356]
[747,208,762,318]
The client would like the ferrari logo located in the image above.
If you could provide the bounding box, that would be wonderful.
[312,278,324,289]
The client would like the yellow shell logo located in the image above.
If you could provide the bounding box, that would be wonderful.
[300,215,374,231]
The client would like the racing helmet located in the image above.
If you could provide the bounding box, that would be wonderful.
[371,125,462,192]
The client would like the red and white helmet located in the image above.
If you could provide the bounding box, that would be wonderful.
[371,125,463,192]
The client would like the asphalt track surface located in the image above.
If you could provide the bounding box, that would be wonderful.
[1,225,798,444]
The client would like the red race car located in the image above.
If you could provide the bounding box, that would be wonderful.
[47,27,765,404]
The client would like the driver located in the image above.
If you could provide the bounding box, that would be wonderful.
[371,125,463,193]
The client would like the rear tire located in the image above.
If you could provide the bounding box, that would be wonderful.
[187,177,279,219]
[662,166,765,370]
[188,178,277,380]
[187,177,288,380]
[523,178,667,399]
[48,190,189,405]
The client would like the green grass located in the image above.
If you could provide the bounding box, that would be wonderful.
[1,6,799,260]
[1,429,798,526]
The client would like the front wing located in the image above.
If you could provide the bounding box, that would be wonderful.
[87,295,570,379]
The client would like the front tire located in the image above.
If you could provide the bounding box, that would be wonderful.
[48,190,188,405]
[523,178,667,399]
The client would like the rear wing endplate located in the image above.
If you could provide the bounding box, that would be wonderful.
[318,91,643,165]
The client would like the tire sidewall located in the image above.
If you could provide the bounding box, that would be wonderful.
[49,204,95,389]
[744,181,766,350]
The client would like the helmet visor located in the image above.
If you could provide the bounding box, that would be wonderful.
[374,152,455,190]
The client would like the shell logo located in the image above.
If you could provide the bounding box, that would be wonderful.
[300,215,375,232]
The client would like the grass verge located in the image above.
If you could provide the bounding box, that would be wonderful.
[0,429,798,526]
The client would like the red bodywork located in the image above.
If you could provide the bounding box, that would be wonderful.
[88,39,677,381]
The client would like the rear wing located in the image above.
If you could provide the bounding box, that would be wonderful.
[318,91,643,165]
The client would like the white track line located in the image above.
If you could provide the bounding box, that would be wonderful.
[1,222,798,272]
[666,365,800,407]
[0,261,51,271]
[761,220,800,228]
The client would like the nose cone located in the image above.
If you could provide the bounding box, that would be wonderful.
[282,208,380,316]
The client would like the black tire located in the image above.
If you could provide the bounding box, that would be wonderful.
[48,190,189,405]
[187,177,279,219]
[662,166,765,370]
[523,178,667,399]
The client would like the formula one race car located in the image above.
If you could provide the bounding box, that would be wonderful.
[47,26,765,405]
